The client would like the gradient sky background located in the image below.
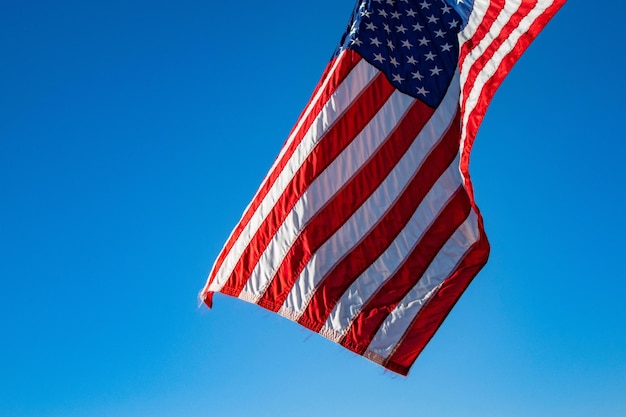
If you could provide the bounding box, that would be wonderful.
[1,1,625,416]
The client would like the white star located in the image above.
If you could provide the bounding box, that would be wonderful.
[390,57,400,67]
[434,29,446,38]
[418,36,431,46]
[419,0,431,9]
[430,66,443,76]
[442,4,452,14]
[392,73,405,83]
[412,70,424,80]
[424,51,436,61]
[360,10,372,18]
[401,39,413,49]
[383,23,392,34]
[373,53,386,63]
[413,22,424,31]
[390,11,402,19]
[428,15,439,24]
[378,9,388,18]
[396,24,407,34]
[370,37,382,47]
[365,22,377,31]
[406,9,417,17]
[449,19,459,28]
[441,43,453,52]
[407,55,418,65]
[386,0,395,5]
[417,86,429,96]
[387,39,395,50]
[351,37,363,46]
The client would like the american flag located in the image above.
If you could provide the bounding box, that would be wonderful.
[201,0,565,375]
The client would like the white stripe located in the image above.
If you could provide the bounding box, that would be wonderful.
[254,51,352,206]
[279,70,461,317]
[459,0,491,45]
[208,59,379,293]
[270,55,344,172]
[322,157,464,338]
[365,211,480,359]
[241,89,416,300]
[459,0,523,112]
[459,0,556,152]
[203,53,352,294]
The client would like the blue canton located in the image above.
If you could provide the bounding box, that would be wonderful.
[337,0,467,108]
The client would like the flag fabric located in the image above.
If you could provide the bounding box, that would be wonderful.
[201,0,565,376]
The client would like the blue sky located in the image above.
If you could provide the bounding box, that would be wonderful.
[1,1,625,416]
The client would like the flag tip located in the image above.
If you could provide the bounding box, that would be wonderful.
[201,291,213,309]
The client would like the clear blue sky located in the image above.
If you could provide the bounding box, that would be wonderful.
[1,1,625,416]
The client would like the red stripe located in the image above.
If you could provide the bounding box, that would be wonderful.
[458,0,504,70]
[285,53,351,142]
[201,51,362,299]
[460,0,565,203]
[256,98,435,312]
[340,188,472,354]
[298,109,462,331]
[219,72,396,298]
[382,227,490,376]
[458,0,536,211]
[461,0,538,129]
